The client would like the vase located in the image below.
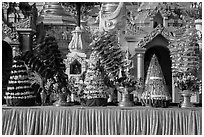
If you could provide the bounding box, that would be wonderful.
[180,90,193,108]
[118,93,134,107]
[53,92,69,106]
[118,87,134,107]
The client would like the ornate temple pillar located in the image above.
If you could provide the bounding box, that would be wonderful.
[149,17,154,28]
[15,17,36,52]
[16,28,35,52]
[2,2,9,22]
[195,19,202,49]
[134,48,146,101]
[135,48,146,80]
[195,19,202,32]
[163,16,168,27]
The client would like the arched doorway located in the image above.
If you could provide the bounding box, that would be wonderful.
[144,45,172,95]
[2,41,13,104]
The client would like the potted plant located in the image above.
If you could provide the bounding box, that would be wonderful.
[174,71,201,108]
[117,73,143,107]
[170,22,201,108]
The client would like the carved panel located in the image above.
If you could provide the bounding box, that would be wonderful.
[137,24,174,48]
[2,21,19,44]
[12,17,31,29]
[2,2,9,10]
[147,3,179,18]
[125,17,148,36]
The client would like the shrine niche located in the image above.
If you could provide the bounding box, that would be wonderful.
[136,25,174,96]
[144,45,172,95]
[70,59,82,75]
[64,53,87,80]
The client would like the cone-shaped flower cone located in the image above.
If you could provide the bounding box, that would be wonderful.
[4,56,36,106]
[81,51,109,106]
[141,54,171,107]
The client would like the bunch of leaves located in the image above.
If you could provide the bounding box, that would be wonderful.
[90,31,124,87]
[35,36,66,74]
[21,36,69,95]
[174,71,200,92]
[117,67,144,94]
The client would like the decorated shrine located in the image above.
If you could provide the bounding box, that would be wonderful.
[95,2,202,103]
[64,26,87,81]
[1,2,202,135]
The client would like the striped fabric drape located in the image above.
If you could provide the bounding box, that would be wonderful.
[2,106,202,135]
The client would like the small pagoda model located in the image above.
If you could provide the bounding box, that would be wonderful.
[81,51,109,106]
[4,56,36,106]
[141,54,171,107]
[64,26,87,81]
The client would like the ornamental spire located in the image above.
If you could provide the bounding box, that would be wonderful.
[68,26,86,53]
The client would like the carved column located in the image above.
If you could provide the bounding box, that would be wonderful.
[163,16,168,27]
[134,48,146,101]
[135,48,146,80]
[16,28,35,52]
[2,2,9,22]
[195,19,202,49]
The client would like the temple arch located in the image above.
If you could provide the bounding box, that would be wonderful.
[144,35,172,96]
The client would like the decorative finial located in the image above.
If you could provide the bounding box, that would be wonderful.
[68,26,85,52]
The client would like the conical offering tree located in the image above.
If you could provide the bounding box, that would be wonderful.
[4,55,36,106]
[91,31,124,84]
[141,54,171,107]
[81,51,109,106]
